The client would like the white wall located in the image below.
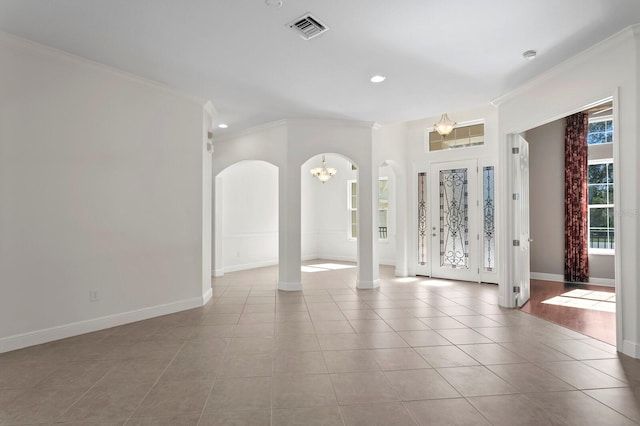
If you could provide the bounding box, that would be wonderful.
[496,25,639,357]
[0,34,210,352]
[218,161,278,272]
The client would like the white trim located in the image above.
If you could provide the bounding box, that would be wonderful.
[357,279,380,289]
[214,118,375,143]
[202,287,213,305]
[0,295,207,354]
[278,281,302,291]
[531,272,615,287]
[225,259,279,273]
[622,340,640,359]
[213,269,225,277]
[0,31,207,106]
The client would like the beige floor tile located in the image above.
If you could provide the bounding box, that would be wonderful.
[205,376,272,412]
[275,334,321,352]
[405,398,490,426]
[436,366,517,397]
[467,394,564,426]
[418,317,466,330]
[451,315,503,328]
[543,338,618,360]
[584,387,640,423]
[496,340,572,362]
[487,363,575,392]
[583,357,640,385]
[272,406,343,425]
[275,321,315,334]
[341,309,382,320]
[368,348,430,370]
[0,361,59,389]
[384,318,431,331]
[527,390,638,425]
[274,351,328,375]
[177,338,230,358]
[160,355,223,382]
[358,332,409,349]
[398,330,451,347]
[457,343,527,365]
[0,387,87,424]
[537,360,629,389]
[36,360,115,389]
[414,345,480,368]
[313,320,356,334]
[125,414,200,425]
[58,382,152,423]
[310,310,347,321]
[323,350,380,373]
[132,380,212,417]
[384,369,460,400]
[318,333,364,351]
[199,409,271,425]
[330,371,400,405]
[340,402,417,426]
[349,320,395,333]
[219,352,273,378]
[435,328,493,345]
[233,323,275,337]
[272,374,337,408]
[227,336,274,353]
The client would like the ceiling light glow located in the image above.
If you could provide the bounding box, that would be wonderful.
[218,123,228,129]
[370,75,386,83]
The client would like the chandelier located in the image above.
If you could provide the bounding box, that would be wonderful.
[434,113,456,136]
[310,155,337,183]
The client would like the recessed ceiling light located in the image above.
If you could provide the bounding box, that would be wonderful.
[218,123,228,129]
[522,50,537,61]
[370,75,386,83]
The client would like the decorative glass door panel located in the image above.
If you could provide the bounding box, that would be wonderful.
[439,168,469,269]
[430,160,478,282]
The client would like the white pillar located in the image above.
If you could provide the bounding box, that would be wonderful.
[278,165,302,291]
[212,176,224,277]
[357,160,380,289]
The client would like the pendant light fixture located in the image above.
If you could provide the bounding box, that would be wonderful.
[434,113,456,136]
[310,155,337,183]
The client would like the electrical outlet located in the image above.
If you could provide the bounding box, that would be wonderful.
[90,290,99,302]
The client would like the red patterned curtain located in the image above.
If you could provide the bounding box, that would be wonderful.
[564,112,589,282]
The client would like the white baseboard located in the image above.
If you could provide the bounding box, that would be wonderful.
[530,272,564,282]
[622,339,640,359]
[0,295,207,354]
[530,272,615,287]
[278,281,302,291]
[202,287,213,305]
[357,279,380,289]
[224,259,278,273]
[213,268,224,277]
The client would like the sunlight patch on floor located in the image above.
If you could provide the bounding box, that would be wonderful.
[302,263,356,272]
[542,289,616,313]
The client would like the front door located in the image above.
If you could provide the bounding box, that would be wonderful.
[430,160,479,282]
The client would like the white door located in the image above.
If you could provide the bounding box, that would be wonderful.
[512,135,531,307]
[430,160,479,282]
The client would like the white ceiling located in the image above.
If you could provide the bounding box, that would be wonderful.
[2,0,640,134]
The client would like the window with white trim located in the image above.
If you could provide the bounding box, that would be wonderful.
[347,178,389,240]
[588,159,614,253]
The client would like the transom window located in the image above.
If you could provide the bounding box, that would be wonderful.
[587,118,613,145]
[427,122,484,152]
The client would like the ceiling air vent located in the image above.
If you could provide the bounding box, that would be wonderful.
[288,13,329,40]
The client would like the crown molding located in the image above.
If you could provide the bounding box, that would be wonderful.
[213,118,376,143]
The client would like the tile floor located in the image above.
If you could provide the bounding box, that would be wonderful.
[1,261,639,425]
